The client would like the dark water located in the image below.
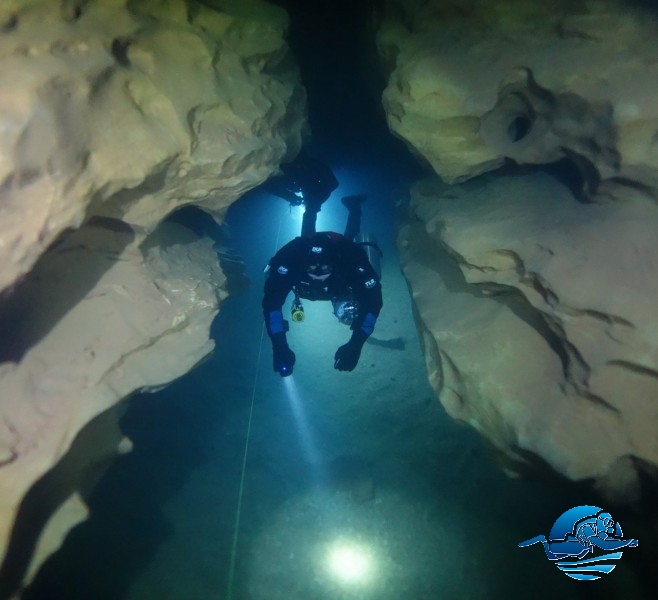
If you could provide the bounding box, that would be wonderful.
[21,1,654,599]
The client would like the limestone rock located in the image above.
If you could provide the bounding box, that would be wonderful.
[0,218,223,594]
[378,0,658,198]
[0,0,308,593]
[0,0,307,295]
[399,172,658,503]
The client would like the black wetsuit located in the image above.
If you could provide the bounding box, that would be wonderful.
[263,232,383,339]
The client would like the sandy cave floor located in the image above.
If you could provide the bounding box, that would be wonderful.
[119,225,645,600]
[23,195,649,600]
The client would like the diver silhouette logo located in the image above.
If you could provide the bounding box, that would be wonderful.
[519,506,638,580]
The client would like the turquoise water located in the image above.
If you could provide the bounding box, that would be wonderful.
[19,0,653,596]
[23,182,648,599]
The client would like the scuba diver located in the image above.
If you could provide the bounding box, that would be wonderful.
[261,150,339,238]
[262,153,382,376]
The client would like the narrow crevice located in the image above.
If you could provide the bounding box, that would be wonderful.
[606,360,658,381]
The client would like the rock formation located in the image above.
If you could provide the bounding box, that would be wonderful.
[378,0,658,201]
[5,0,658,593]
[0,0,307,595]
[380,0,658,503]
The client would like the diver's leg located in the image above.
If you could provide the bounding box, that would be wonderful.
[301,192,327,237]
[301,208,319,237]
[343,207,361,241]
[341,194,366,241]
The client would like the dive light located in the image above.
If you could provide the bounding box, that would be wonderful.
[291,297,305,322]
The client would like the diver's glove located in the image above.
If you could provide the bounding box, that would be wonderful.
[271,332,295,377]
[334,329,368,372]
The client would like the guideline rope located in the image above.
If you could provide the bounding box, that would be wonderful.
[225,206,285,599]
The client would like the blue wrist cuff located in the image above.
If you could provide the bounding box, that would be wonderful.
[267,310,286,335]
[360,312,377,336]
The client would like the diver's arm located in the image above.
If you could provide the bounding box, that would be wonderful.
[334,254,382,372]
[263,242,302,376]
[263,277,295,377]
[261,175,303,205]
[263,258,294,336]
[350,247,383,338]
[352,284,382,335]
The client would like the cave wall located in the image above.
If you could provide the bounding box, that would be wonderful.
[5,0,658,592]
[0,0,307,594]
[378,0,658,200]
[379,0,658,503]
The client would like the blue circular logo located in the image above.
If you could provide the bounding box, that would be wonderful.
[519,505,638,580]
